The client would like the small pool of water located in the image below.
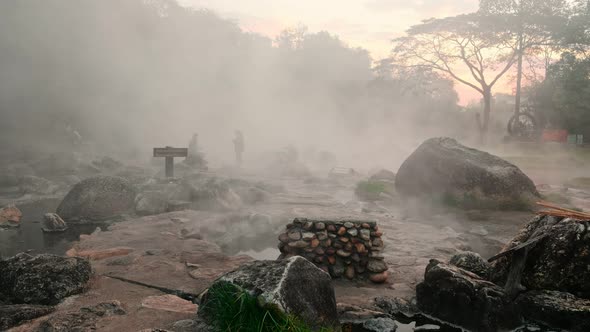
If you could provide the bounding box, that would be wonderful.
[236,247,281,260]
[0,198,104,258]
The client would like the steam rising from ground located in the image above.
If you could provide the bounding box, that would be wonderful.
[0,0,486,173]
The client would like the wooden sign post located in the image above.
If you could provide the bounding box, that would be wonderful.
[153,146,188,178]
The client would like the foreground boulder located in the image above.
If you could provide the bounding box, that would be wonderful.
[491,215,590,298]
[0,253,91,305]
[56,175,136,222]
[395,137,539,209]
[199,256,339,330]
[416,259,519,332]
[515,290,590,332]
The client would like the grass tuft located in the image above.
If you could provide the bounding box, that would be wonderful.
[199,281,333,332]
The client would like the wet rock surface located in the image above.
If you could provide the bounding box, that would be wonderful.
[416,259,519,332]
[199,256,339,329]
[0,304,55,330]
[449,251,491,279]
[395,137,539,209]
[56,175,136,222]
[491,215,590,297]
[0,253,91,305]
[35,301,126,331]
[515,290,590,332]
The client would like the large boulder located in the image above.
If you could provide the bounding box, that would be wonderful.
[198,256,339,329]
[0,253,91,305]
[56,176,136,222]
[515,290,590,332]
[416,259,520,332]
[395,137,539,209]
[491,215,590,298]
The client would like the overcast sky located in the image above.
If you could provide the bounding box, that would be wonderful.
[178,0,487,104]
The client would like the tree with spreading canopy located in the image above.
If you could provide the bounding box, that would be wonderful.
[478,0,571,116]
[391,13,519,143]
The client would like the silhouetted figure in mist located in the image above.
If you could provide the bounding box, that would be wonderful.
[233,130,244,166]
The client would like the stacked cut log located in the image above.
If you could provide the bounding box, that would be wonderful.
[278,218,388,283]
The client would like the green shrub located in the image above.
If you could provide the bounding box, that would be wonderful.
[199,282,332,332]
[355,181,388,201]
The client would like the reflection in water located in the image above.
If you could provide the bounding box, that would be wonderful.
[0,198,106,258]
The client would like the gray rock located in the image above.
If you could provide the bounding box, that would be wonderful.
[347,228,358,236]
[0,253,91,305]
[449,251,491,279]
[0,304,55,330]
[199,256,338,329]
[374,297,419,319]
[343,317,398,332]
[288,231,302,241]
[515,290,590,332]
[56,176,136,222]
[42,213,68,233]
[135,191,168,216]
[395,137,539,209]
[416,260,519,332]
[360,229,371,241]
[171,319,199,332]
[491,215,590,297]
[367,259,388,273]
[302,232,315,240]
[36,301,125,331]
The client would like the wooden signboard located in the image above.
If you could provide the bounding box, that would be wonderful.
[153,147,188,178]
[153,147,188,158]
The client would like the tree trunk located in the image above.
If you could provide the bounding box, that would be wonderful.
[514,34,524,116]
[481,89,492,145]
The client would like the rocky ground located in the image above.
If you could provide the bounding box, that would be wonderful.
[2,147,590,331]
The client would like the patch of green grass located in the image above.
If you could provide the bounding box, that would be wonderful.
[354,180,389,201]
[199,282,333,332]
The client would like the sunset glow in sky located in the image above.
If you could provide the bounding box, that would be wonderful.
[179,0,499,104]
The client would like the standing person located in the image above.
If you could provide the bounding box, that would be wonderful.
[233,130,244,166]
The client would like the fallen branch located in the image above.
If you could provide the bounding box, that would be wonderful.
[536,201,590,220]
